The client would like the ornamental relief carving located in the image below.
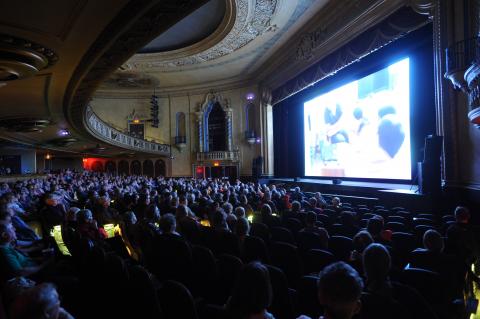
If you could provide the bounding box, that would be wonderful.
[122,0,277,70]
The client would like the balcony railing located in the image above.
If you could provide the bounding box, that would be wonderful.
[196,151,240,162]
[85,106,170,156]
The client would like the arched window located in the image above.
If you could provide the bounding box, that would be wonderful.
[130,160,141,175]
[207,102,227,151]
[175,112,186,145]
[105,161,116,174]
[143,160,154,177]
[91,161,103,172]
[155,159,166,177]
[118,160,129,175]
[245,102,255,138]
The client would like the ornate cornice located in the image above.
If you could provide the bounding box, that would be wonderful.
[123,0,277,70]
[64,0,209,140]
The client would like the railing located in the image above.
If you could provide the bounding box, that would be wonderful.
[85,106,171,156]
[197,151,240,161]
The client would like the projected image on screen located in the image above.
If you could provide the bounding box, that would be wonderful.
[304,58,411,180]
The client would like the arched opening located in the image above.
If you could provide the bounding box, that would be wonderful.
[175,112,187,145]
[207,102,226,151]
[155,159,166,177]
[105,161,116,174]
[91,161,103,172]
[131,160,141,175]
[118,160,129,175]
[245,102,255,138]
[143,160,154,177]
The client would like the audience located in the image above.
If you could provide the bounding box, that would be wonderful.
[0,171,474,319]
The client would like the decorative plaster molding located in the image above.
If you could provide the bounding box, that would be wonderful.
[123,0,277,69]
[408,0,437,17]
[0,33,58,84]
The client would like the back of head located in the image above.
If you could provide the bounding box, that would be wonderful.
[367,216,384,237]
[10,283,60,319]
[353,230,373,253]
[175,204,188,220]
[159,213,176,234]
[291,201,301,212]
[77,209,93,224]
[305,211,317,226]
[235,217,250,237]
[234,206,245,219]
[228,262,272,318]
[145,205,160,222]
[363,243,391,287]
[318,261,363,319]
[423,229,444,253]
[454,206,470,224]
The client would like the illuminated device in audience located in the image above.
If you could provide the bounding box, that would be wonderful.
[200,219,211,227]
[50,225,71,256]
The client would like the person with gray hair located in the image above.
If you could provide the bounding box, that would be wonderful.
[9,282,74,319]
[234,206,246,219]
[158,213,179,236]
[235,217,250,240]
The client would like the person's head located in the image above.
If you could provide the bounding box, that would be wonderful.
[212,209,228,230]
[44,194,58,207]
[352,230,373,254]
[291,201,301,213]
[124,211,137,225]
[309,197,317,208]
[317,261,363,319]
[260,204,272,218]
[175,204,189,221]
[228,262,272,318]
[423,229,444,253]
[10,283,62,319]
[234,206,245,219]
[367,215,384,238]
[363,243,391,287]
[454,206,470,224]
[222,202,233,215]
[159,213,176,234]
[77,209,93,224]
[0,222,16,244]
[235,217,250,237]
[305,211,317,227]
[145,205,160,223]
[66,207,80,222]
[332,197,341,207]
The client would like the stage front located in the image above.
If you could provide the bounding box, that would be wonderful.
[259,177,438,212]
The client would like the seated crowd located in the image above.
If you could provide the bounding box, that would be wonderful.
[0,171,478,319]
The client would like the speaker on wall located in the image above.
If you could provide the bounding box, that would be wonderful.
[423,135,443,163]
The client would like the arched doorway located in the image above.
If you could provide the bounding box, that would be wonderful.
[118,160,129,175]
[105,161,116,174]
[207,102,227,151]
[91,161,103,172]
[155,159,166,177]
[131,160,141,175]
[143,160,154,177]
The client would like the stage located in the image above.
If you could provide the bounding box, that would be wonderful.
[259,177,436,212]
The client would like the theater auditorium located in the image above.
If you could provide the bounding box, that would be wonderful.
[0,1,479,318]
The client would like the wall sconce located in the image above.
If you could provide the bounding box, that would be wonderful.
[245,131,256,145]
[175,136,187,152]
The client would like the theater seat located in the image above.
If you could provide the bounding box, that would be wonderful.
[158,280,198,319]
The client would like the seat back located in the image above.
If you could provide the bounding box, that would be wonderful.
[158,280,198,319]
[269,241,303,287]
[250,222,271,243]
[128,265,163,319]
[242,235,270,263]
[266,265,295,319]
[297,275,322,318]
[329,236,353,261]
[270,226,296,245]
[216,254,243,304]
[304,249,336,274]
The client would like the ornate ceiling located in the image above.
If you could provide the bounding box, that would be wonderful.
[97,0,330,94]
[0,0,421,156]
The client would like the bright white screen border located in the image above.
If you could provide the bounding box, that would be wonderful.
[303,58,411,180]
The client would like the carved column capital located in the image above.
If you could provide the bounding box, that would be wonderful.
[408,0,437,17]
[260,87,273,106]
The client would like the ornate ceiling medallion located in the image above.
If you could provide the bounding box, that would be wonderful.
[123,0,277,69]
[0,34,58,85]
